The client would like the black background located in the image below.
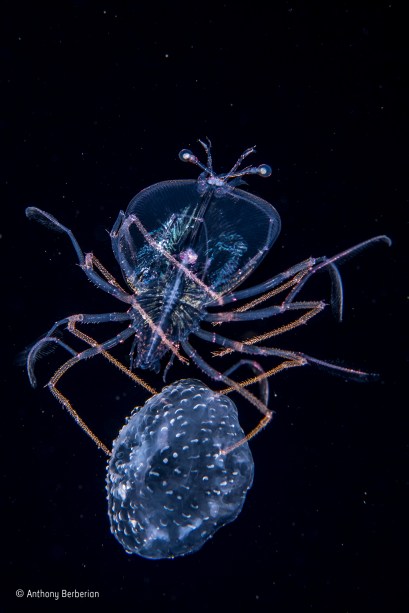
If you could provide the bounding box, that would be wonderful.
[2,2,407,612]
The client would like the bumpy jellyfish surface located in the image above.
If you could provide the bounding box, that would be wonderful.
[107,379,254,559]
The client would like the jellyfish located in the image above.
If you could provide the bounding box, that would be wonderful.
[107,378,254,559]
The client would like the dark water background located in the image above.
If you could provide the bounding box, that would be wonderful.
[2,2,407,611]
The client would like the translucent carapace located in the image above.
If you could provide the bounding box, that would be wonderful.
[113,140,280,300]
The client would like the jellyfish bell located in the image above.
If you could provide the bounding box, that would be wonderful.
[107,379,254,559]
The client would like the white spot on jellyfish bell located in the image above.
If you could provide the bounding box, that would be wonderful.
[106,379,254,559]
